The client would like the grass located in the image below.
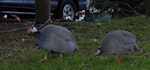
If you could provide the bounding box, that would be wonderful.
[0,16,150,70]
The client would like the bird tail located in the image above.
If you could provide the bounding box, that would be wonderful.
[134,44,142,54]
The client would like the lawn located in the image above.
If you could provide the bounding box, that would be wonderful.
[0,16,150,70]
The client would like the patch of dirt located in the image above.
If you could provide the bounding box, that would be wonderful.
[0,19,37,64]
[0,19,32,34]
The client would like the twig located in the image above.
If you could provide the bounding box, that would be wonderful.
[0,27,27,33]
[116,1,143,16]
[0,14,52,33]
[140,52,150,57]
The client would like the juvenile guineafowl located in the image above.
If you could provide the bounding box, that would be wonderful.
[94,30,142,62]
[28,24,78,61]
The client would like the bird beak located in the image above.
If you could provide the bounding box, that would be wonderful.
[94,52,98,56]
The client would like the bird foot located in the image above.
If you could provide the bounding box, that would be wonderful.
[40,55,48,62]
[115,54,120,63]
[57,54,63,59]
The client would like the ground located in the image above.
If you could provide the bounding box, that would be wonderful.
[0,16,150,70]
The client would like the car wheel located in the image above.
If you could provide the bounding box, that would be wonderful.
[59,0,77,20]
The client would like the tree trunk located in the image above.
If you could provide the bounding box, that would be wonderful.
[35,0,50,24]
[146,0,150,17]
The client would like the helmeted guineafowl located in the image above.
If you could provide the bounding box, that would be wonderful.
[28,24,78,61]
[94,30,142,62]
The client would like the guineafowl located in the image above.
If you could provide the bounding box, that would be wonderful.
[27,24,78,61]
[94,30,142,62]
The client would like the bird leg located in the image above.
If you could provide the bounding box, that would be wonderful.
[115,54,120,62]
[40,55,48,62]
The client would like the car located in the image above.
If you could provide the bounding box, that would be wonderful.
[0,0,87,20]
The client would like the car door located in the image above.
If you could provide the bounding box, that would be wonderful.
[0,0,25,7]
[78,0,87,10]
[25,0,58,10]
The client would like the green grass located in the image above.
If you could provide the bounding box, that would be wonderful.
[0,16,150,70]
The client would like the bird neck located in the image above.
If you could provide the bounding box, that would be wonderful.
[33,31,40,35]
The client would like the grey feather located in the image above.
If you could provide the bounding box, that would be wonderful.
[35,24,78,55]
[97,30,142,55]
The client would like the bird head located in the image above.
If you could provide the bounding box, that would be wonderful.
[94,48,101,56]
[27,25,38,33]
[135,48,142,55]
[26,21,38,33]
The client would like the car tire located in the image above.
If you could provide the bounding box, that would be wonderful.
[58,0,77,20]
